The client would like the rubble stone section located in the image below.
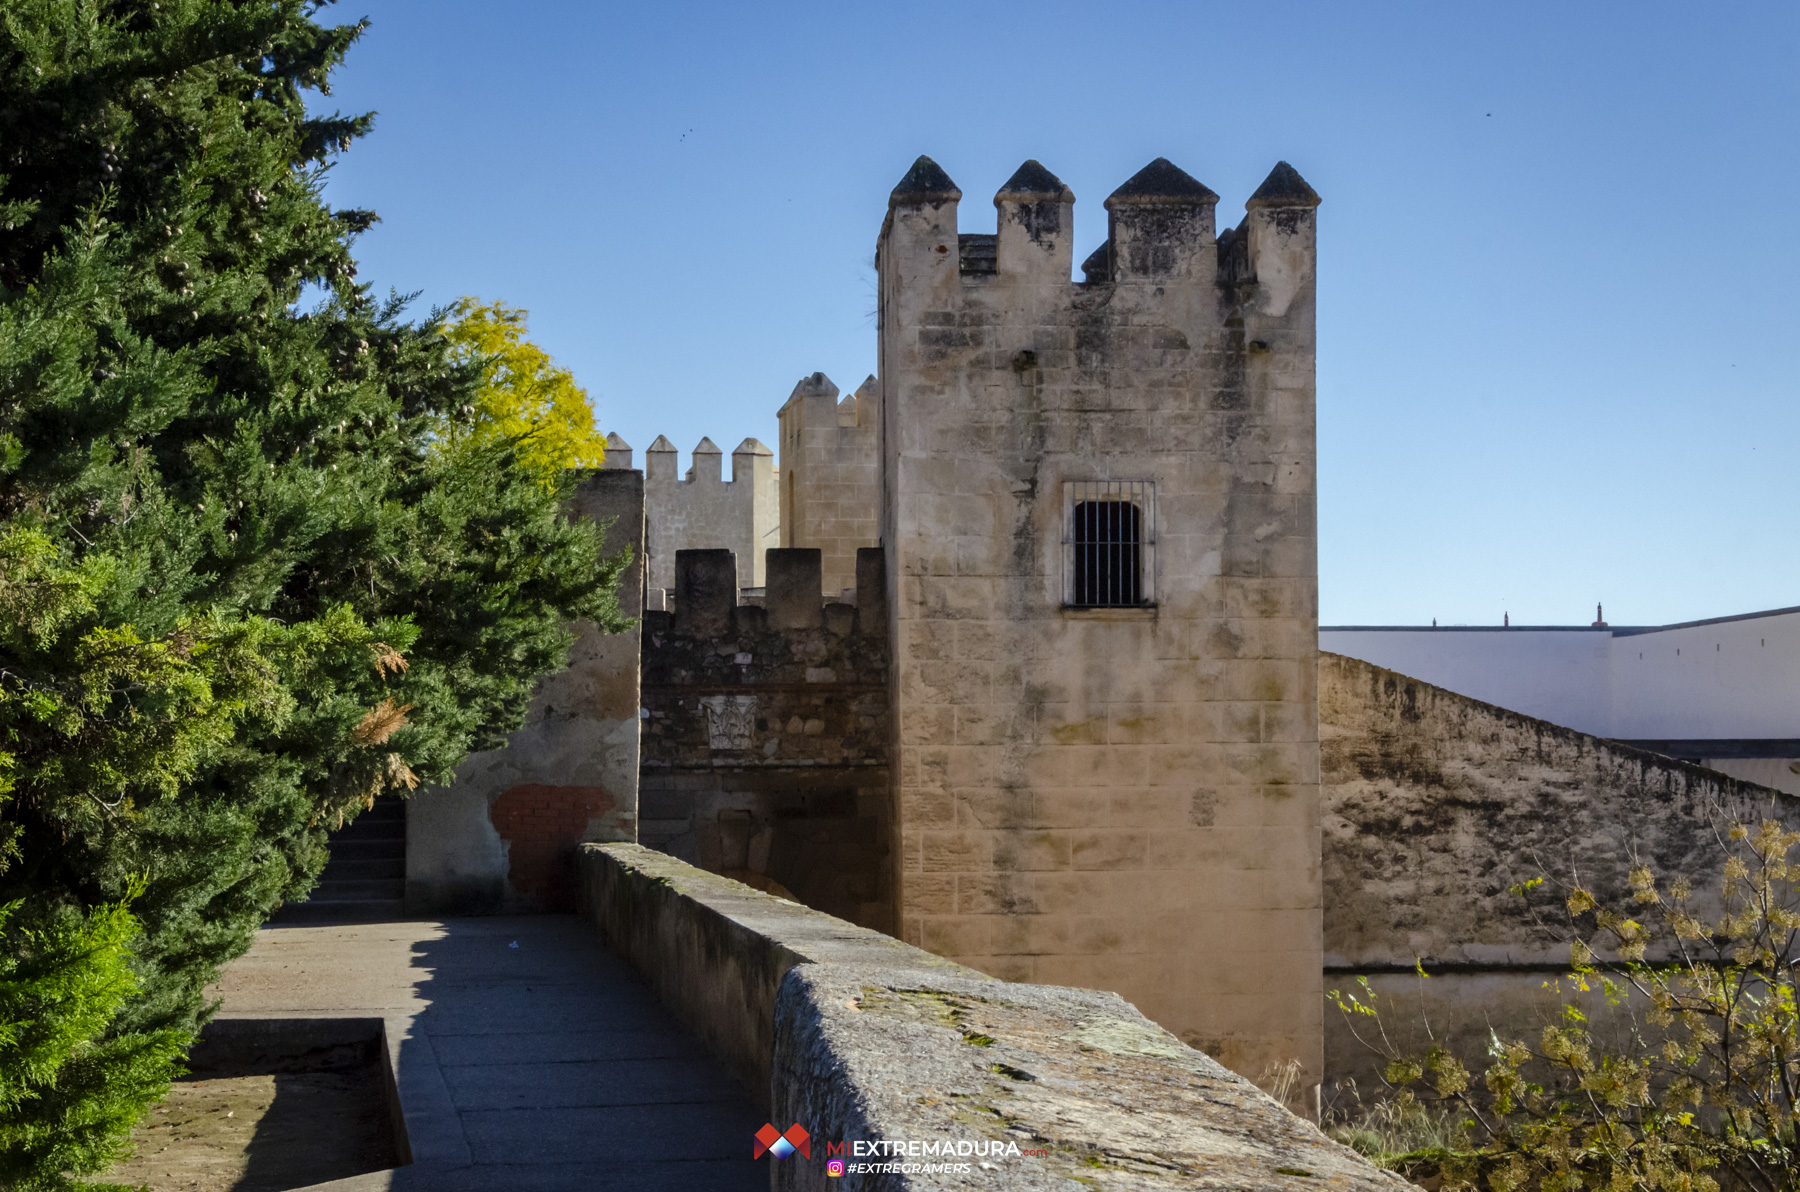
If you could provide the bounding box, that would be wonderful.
[404,470,645,914]
[632,432,778,592]
[578,843,1402,1191]
[1320,650,1798,1092]
[778,372,881,596]
[638,546,895,930]
[877,155,1324,1104]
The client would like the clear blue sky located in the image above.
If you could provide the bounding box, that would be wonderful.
[320,1,1799,627]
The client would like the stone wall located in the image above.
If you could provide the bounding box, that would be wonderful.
[777,371,881,597]
[404,470,644,914]
[1319,650,1797,1093]
[638,545,895,931]
[877,154,1324,1105]
[580,842,1406,1190]
[633,433,778,592]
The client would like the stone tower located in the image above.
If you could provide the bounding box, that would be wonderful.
[876,155,1323,1103]
[778,371,881,597]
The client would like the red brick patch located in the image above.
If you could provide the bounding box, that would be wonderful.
[489,784,615,912]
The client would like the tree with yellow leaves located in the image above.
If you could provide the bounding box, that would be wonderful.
[442,298,608,476]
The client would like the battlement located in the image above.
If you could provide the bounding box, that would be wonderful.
[650,546,886,641]
[776,372,880,596]
[616,433,778,592]
[879,154,1317,306]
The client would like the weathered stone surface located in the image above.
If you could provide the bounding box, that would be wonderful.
[405,471,644,915]
[638,569,894,928]
[774,964,1407,1190]
[878,156,1323,1105]
[581,841,1400,1190]
[1320,650,1798,1094]
[1321,650,1795,969]
[779,372,880,597]
[579,843,977,1106]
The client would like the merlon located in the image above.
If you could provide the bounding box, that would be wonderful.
[1245,161,1321,209]
[888,155,961,207]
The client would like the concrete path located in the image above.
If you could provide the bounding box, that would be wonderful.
[212,915,765,1191]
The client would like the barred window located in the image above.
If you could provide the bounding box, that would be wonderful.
[1062,480,1155,608]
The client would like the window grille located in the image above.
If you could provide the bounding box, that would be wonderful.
[1062,480,1155,608]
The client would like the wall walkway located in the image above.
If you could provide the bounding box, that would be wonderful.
[209,916,762,1191]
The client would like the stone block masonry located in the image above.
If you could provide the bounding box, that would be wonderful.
[778,371,881,597]
[877,154,1324,1109]
[638,546,895,931]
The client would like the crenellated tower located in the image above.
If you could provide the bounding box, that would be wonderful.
[777,371,881,597]
[876,154,1323,1109]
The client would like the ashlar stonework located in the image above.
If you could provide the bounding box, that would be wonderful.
[877,155,1324,1107]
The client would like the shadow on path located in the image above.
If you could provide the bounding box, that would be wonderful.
[382,915,764,1192]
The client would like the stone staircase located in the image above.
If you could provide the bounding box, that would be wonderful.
[273,796,408,924]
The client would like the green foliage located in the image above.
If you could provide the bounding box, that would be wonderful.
[1330,817,1800,1192]
[0,1,630,1182]
[0,890,185,1191]
[441,298,608,479]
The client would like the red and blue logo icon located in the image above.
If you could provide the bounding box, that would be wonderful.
[754,1123,812,1160]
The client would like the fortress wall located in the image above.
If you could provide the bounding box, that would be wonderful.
[777,372,881,597]
[878,156,1323,1107]
[1319,650,1797,1093]
[638,547,895,931]
[405,470,645,914]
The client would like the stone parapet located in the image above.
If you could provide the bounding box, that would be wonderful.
[579,843,1404,1190]
[578,843,973,1105]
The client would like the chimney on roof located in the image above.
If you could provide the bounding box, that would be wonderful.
[1592,602,1607,628]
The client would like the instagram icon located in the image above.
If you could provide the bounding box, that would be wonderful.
[826,1159,846,1177]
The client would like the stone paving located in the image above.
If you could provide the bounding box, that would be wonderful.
[211,915,765,1191]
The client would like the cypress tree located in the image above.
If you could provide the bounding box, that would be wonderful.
[0,2,628,1182]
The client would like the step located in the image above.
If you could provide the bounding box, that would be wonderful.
[330,821,406,843]
[327,838,406,861]
[270,898,408,926]
[312,878,405,901]
[320,856,405,881]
